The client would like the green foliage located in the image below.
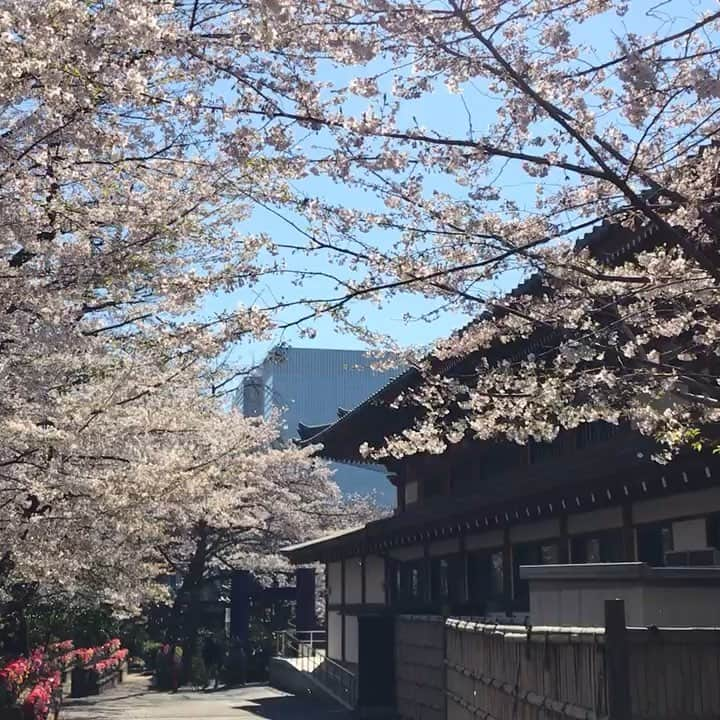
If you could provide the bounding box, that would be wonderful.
[139,640,163,671]
[25,598,120,649]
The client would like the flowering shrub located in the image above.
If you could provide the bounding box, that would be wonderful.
[46,641,73,657]
[74,640,121,669]
[90,648,128,679]
[0,640,73,713]
[27,650,44,680]
[53,651,76,672]
[0,657,32,701]
[73,648,95,667]
[22,673,60,720]
[101,639,121,656]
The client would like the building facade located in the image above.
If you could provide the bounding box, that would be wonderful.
[280,217,720,716]
[238,346,400,503]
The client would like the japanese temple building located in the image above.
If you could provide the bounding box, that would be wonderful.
[281,217,720,686]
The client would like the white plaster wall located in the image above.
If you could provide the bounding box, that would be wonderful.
[429,538,460,557]
[633,487,720,524]
[328,611,343,661]
[511,518,560,543]
[327,561,342,605]
[345,615,359,664]
[673,518,708,550]
[388,544,424,561]
[365,555,386,604]
[567,506,623,535]
[466,529,503,551]
[405,480,419,505]
[345,557,363,604]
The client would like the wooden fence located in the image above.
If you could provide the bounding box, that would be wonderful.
[445,620,606,720]
[395,603,720,720]
[627,627,720,719]
[396,615,446,720]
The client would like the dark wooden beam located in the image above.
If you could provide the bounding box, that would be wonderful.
[340,558,346,662]
[361,554,367,605]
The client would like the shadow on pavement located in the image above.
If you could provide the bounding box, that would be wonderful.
[62,681,154,708]
[232,694,352,719]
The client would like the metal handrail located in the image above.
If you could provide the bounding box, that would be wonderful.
[274,628,357,708]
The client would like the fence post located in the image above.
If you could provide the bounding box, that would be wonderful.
[442,617,448,720]
[605,599,632,720]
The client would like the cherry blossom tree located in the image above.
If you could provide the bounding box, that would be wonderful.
[224,0,720,456]
[4,0,720,636]
[0,0,380,628]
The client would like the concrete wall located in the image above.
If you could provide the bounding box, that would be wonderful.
[529,579,645,626]
[269,657,340,704]
[525,564,720,627]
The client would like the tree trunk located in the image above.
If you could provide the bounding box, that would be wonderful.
[171,520,209,682]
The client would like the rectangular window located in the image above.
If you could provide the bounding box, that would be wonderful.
[637,523,674,566]
[395,559,426,608]
[571,529,624,563]
[410,566,421,599]
[513,541,559,610]
[467,549,504,612]
[490,550,504,600]
[431,558,449,602]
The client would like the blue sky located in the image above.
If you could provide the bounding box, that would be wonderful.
[202,0,716,372]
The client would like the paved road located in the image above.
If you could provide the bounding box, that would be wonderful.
[61,673,352,720]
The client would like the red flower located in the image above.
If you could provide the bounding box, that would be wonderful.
[22,673,60,720]
[0,657,32,699]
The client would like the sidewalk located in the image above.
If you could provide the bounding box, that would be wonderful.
[61,672,352,719]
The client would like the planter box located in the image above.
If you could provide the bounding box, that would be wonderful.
[71,664,127,698]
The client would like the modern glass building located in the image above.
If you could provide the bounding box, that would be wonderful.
[238,346,401,505]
